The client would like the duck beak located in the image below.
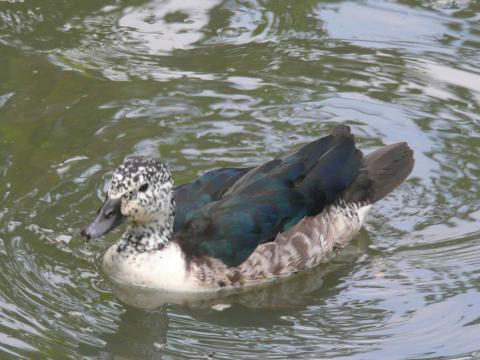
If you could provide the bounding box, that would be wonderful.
[80,197,125,241]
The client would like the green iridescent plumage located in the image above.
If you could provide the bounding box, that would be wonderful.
[172,125,363,266]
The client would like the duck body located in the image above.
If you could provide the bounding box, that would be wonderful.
[82,125,414,292]
[103,203,371,291]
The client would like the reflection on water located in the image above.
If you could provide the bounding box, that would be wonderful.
[0,0,480,358]
[116,0,221,53]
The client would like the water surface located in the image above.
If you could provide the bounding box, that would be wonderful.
[0,0,480,358]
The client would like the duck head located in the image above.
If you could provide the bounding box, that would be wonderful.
[81,158,174,241]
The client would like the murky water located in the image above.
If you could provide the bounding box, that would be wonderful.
[1,0,479,358]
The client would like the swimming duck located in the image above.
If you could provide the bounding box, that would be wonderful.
[81,125,414,292]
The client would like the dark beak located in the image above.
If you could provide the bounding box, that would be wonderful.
[80,197,125,241]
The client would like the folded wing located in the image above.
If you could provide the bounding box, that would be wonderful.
[175,125,363,267]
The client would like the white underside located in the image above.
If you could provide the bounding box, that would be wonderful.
[103,242,203,291]
[103,204,373,292]
[357,204,372,226]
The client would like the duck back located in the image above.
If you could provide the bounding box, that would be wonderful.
[183,134,414,288]
[175,125,364,267]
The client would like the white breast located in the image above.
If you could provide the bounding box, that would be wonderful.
[357,204,372,226]
[102,242,202,291]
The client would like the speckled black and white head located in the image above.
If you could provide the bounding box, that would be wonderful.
[109,158,174,224]
[81,158,175,250]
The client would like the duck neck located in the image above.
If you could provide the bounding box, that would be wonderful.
[117,210,174,253]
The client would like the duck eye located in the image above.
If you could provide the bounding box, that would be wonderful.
[138,183,149,192]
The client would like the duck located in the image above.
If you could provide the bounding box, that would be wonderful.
[81,125,414,292]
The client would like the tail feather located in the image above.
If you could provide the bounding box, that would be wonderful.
[343,142,414,203]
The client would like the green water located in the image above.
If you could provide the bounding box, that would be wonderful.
[1,0,480,358]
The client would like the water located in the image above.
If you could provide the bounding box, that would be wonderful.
[0,0,479,358]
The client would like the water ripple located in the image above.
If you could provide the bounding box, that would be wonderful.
[0,0,479,358]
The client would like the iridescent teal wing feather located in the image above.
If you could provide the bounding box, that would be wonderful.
[173,167,251,232]
[175,125,364,267]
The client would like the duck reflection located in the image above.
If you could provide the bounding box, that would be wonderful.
[78,305,169,359]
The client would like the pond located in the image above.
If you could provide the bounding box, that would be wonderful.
[0,0,479,358]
